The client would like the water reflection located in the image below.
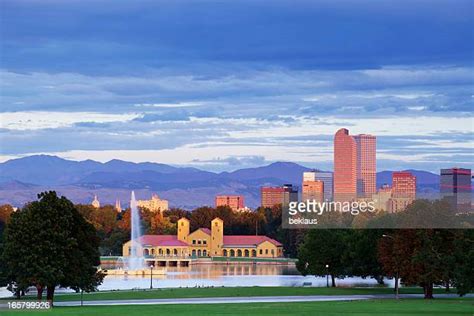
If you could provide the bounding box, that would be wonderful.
[100,264,394,291]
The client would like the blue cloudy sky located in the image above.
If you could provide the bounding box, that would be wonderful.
[1,0,473,172]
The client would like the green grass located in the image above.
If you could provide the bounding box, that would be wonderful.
[2,299,474,316]
[3,286,464,302]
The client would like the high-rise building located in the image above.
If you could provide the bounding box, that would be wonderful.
[373,184,392,212]
[215,195,245,212]
[302,180,324,202]
[440,168,472,212]
[390,171,416,212]
[334,128,357,201]
[392,172,416,198]
[261,185,298,208]
[315,172,334,201]
[354,134,377,197]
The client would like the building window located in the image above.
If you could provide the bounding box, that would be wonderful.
[203,250,207,257]
[252,250,257,257]
[223,250,228,256]
[265,249,268,254]
[244,249,249,257]
[203,240,207,245]
[174,249,178,256]
[198,240,202,245]
[192,240,196,244]
[259,249,263,255]
[230,249,235,257]
[237,249,242,257]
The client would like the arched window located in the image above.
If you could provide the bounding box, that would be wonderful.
[237,249,242,257]
[192,250,196,257]
[166,249,171,256]
[173,249,178,256]
[144,249,150,256]
[203,250,207,257]
[252,250,257,257]
[244,249,249,257]
[223,249,228,257]
[151,249,155,255]
[230,249,235,257]
[159,248,163,255]
[198,250,202,257]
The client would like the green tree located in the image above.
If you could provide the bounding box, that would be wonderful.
[346,230,386,284]
[2,191,103,302]
[297,229,349,287]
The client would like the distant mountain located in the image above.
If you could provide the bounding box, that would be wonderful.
[0,155,442,209]
[0,155,200,186]
[222,162,313,184]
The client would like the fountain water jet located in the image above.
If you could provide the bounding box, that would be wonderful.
[112,191,146,273]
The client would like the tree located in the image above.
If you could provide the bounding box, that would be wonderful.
[297,229,349,287]
[346,230,386,284]
[450,230,474,296]
[2,191,103,303]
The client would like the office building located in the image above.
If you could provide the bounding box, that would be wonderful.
[302,180,324,202]
[334,128,357,201]
[215,195,245,212]
[261,185,298,208]
[440,168,472,212]
[315,172,334,201]
[354,134,377,197]
[390,171,416,212]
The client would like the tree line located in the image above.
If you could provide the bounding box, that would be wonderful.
[0,193,472,301]
[296,200,474,299]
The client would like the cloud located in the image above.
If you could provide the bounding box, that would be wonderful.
[0,111,139,130]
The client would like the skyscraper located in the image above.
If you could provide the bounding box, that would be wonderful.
[440,168,472,212]
[261,185,298,208]
[315,172,333,201]
[390,171,416,212]
[302,180,324,202]
[334,128,357,201]
[354,134,377,197]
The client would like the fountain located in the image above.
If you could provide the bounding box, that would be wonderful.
[126,191,146,271]
[106,191,165,276]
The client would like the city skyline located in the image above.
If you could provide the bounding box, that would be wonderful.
[1,0,473,173]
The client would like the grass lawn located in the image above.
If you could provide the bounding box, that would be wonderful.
[2,299,474,316]
[1,286,466,302]
[49,286,465,302]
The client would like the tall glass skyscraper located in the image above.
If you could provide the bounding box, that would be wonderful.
[440,168,472,212]
[334,128,357,201]
[334,128,376,201]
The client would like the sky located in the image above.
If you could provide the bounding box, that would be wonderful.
[0,0,473,172]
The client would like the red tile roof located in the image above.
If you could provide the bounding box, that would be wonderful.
[223,235,282,247]
[137,235,187,247]
[134,233,282,247]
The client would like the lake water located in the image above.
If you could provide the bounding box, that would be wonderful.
[100,264,394,290]
[0,264,394,298]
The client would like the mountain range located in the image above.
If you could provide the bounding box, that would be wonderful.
[0,155,442,209]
